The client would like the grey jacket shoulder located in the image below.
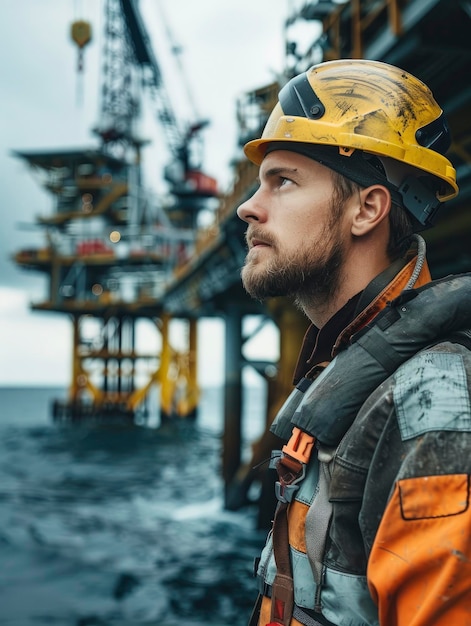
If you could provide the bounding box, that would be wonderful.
[338,339,471,555]
[271,274,471,446]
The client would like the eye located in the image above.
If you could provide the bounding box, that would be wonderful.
[279,176,294,188]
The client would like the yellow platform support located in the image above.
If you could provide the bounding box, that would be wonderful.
[52,312,200,422]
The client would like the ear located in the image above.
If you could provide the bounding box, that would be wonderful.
[351,185,391,236]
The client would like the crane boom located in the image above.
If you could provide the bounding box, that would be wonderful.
[118,0,183,157]
[95,0,217,223]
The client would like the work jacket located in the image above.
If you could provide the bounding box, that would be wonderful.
[252,243,471,626]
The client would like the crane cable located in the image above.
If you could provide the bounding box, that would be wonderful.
[155,0,200,122]
[71,0,93,105]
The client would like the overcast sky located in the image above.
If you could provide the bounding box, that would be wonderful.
[0,0,311,385]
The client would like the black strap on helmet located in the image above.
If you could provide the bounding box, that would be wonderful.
[416,112,451,155]
[399,176,441,227]
[279,72,325,120]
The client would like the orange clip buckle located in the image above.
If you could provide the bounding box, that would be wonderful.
[282,426,315,464]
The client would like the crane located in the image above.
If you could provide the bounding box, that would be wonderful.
[93,0,218,229]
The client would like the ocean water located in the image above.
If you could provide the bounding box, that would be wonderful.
[0,386,269,626]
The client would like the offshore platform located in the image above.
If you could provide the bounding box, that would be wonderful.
[13,0,471,522]
[14,0,220,424]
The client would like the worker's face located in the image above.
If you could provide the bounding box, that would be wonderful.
[237,150,347,302]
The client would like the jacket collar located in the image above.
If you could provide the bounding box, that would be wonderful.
[334,250,431,355]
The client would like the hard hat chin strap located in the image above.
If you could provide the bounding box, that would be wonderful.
[398,176,442,228]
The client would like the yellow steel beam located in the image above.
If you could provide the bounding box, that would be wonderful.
[159,314,177,417]
[175,318,200,417]
[322,0,403,61]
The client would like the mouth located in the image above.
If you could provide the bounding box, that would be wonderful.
[249,238,271,249]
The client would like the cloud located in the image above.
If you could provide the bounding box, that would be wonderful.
[0,287,71,385]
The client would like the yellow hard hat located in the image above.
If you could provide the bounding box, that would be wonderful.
[244,59,458,227]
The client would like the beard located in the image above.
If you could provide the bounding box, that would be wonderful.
[240,215,345,309]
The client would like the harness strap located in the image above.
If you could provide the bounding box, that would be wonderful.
[292,605,327,626]
[304,446,336,612]
[270,502,294,625]
[268,428,316,626]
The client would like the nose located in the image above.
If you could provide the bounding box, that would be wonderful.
[236,190,266,224]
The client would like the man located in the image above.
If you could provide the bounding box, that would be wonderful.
[237,59,471,626]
